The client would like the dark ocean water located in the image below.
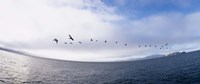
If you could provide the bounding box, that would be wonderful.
[0,50,200,84]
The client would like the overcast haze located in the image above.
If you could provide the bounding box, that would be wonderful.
[0,0,200,61]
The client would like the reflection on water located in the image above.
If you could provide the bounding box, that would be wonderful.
[0,51,32,83]
[1,50,200,84]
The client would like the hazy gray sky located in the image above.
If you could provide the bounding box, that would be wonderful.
[0,0,200,61]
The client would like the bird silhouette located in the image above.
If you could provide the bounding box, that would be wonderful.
[70,42,73,44]
[69,34,74,41]
[78,42,82,44]
[149,45,151,47]
[91,39,93,41]
[165,43,168,46]
[145,45,147,47]
[53,38,58,44]
[115,41,118,43]
[64,42,67,44]
[105,40,107,43]
[139,45,141,47]
[125,43,127,46]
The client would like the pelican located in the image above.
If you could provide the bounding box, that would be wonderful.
[53,38,58,44]
[69,34,74,41]
[105,40,107,43]
[78,42,82,44]
[125,43,127,46]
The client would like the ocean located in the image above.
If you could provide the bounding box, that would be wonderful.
[0,50,200,84]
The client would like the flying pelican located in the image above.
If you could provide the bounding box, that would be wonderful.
[69,34,74,41]
[78,42,82,44]
[165,43,168,46]
[125,43,127,46]
[53,38,58,44]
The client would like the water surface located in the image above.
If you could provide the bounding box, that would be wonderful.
[0,50,200,84]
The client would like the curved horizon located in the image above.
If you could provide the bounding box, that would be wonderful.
[1,0,200,62]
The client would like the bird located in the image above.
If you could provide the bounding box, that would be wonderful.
[145,45,147,47]
[115,41,118,43]
[165,43,168,46]
[64,42,67,44]
[149,45,151,47]
[53,38,58,44]
[69,34,74,41]
[139,45,141,47]
[125,43,127,46]
[105,40,107,43]
[96,40,98,42]
[70,42,73,44]
[91,39,93,41]
[78,42,82,44]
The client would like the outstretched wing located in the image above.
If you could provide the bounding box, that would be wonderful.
[53,39,58,43]
[69,34,72,38]
[69,34,74,41]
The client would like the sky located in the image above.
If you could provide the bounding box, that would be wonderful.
[0,0,200,62]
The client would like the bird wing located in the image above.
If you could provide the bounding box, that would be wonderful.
[69,35,72,38]
[53,39,57,41]
[69,34,74,41]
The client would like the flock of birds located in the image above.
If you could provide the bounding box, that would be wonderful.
[138,43,171,50]
[53,34,128,46]
[53,34,171,50]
